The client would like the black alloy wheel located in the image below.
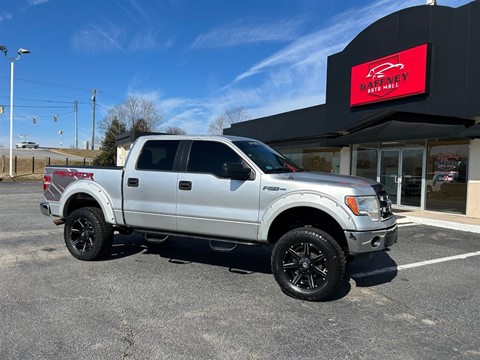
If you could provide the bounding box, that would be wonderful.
[64,207,113,261]
[271,227,345,301]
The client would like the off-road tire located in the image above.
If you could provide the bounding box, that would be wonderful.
[64,207,114,261]
[271,227,345,301]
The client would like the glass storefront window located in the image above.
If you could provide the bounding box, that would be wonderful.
[426,140,469,214]
[302,148,340,173]
[352,145,378,181]
[275,146,341,173]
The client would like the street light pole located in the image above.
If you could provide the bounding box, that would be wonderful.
[9,57,14,178]
[0,46,30,179]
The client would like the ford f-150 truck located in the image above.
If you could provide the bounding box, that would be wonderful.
[40,135,397,301]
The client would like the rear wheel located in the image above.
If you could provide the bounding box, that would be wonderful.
[64,207,113,261]
[271,227,345,301]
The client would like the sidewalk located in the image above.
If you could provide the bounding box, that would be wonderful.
[394,209,480,234]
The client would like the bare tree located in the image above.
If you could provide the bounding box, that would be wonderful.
[164,126,187,135]
[99,95,162,134]
[208,106,250,135]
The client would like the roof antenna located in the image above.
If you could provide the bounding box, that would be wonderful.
[426,0,437,5]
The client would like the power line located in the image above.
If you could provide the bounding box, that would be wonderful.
[0,75,92,92]
[98,91,124,102]
[15,110,75,118]
[0,97,88,107]
[5,105,73,109]
[0,97,88,105]
[0,76,125,105]
[96,102,112,110]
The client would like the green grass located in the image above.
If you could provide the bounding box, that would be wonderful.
[0,149,101,182]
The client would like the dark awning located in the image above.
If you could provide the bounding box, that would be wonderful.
[321,111,475,146]
[325,120,468,146]
[264,111,475,148]
[459,123,480,139]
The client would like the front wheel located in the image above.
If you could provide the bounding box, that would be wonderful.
[64,207,114,261]
[271,227,345,301]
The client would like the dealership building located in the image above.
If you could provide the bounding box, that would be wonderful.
[225,1,480,219]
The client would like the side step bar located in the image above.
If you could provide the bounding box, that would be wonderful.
[144,233,169,244]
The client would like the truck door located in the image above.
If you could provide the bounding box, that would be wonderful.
[123,139,180,231]
[176,140,261,241]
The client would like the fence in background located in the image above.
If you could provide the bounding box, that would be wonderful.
[0,155,92,175]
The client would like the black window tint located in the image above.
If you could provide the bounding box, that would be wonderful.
[137,140,180,171]
[187,141,241,177]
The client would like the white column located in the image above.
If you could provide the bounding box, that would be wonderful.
[339,146,351,175]
[466,118,480,218]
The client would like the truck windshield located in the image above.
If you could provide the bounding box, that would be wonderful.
[233,140,303,173]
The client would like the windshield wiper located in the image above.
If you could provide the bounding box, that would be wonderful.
[264,167,291,174]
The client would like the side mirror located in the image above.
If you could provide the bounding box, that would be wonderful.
[222,162,252,180]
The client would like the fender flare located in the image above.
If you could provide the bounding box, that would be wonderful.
[258,191,357,240]
[59,180,116,224]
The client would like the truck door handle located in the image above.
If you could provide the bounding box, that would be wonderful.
[179,180,192,191]
[127,178,139,187]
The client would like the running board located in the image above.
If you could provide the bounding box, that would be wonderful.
[144,233,170,244]
[136,228,262,247]
[209,241,237,252]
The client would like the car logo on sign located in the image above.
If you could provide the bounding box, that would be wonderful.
[359,54,409,98]
[366,62,404,79]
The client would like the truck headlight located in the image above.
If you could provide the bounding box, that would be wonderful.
[345,196,380,222]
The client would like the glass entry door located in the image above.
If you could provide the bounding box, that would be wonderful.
[379,149,424,207]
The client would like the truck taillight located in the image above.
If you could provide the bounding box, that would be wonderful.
[43,175,51,191]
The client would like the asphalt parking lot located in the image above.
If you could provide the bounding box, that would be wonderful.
[1,182,480,360]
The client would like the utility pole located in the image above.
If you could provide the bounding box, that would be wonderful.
[91,89,96,150]
[74,100,78,149]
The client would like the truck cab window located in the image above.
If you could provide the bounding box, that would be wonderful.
[187,141,242,177]
[137,140,180,171]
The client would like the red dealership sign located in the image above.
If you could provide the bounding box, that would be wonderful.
[350,43,429,107]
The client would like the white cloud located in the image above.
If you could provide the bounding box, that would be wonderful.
[71,23,126,54]
[70,0,172,55]
[190,17,305,49]
[0,11,13,22]
[28,0,49,5]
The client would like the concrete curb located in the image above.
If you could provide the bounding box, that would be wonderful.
[403,215,480,234]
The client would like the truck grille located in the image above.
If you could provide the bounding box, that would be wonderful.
[373,184,393,220]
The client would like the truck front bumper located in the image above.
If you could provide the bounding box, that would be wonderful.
[345,224,398,255]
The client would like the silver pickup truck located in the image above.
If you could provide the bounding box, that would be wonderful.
[40,135,397,301]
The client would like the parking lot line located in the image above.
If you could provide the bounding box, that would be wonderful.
[397,222,417,227]
[351,250,480,279]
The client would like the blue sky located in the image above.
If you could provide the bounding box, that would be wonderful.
[0,0,472,148]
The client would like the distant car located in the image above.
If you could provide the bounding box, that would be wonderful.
[15,141,39,149]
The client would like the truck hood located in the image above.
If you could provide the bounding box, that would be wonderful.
[277,171,378,188]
